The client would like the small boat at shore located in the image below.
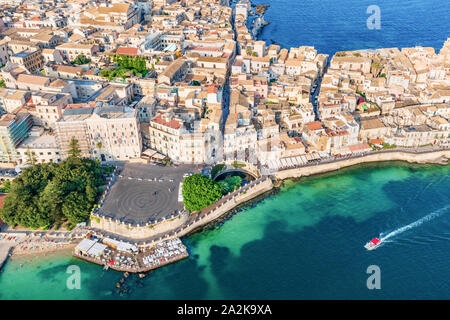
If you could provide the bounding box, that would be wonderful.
[364,237,382,250]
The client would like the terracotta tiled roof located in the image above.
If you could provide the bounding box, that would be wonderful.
[65,101,96,110]
[305,121,323,131]
[151,113,182,129]
[370,138,384,145]
[207,84,219,94]
[116,47,139,56]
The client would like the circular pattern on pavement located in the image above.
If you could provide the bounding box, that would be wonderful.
[99,178,180,225]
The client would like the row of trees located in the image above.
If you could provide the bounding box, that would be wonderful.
[0,138,107,230]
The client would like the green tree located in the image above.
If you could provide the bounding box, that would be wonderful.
[39,180,64,223]
[62,192,92,224]
[218,176,242,194]
[25,146,37,166]
[72,54,91,65]
[182,173,222,212]
[210,163,225,179]
[68,137,82,159]
[0,158,104,229]
[0,180,11,193]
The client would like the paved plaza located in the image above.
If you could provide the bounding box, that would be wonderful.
[98,162,199,225]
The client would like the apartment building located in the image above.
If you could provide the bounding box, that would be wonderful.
[0,89,30,113]
[32,92,73,128]
[329,55,372,75]
[78,2,141,31]
[55,42,100,62]
[86,105,142,161]
[10,49,43,72]
[16,126,61,165]
[0,112,34,164]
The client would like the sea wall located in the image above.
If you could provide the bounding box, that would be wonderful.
[90,149,449,241]
[173,177,274,238]
[89,212,190,240]
[89,177,274,242]
[273,150,450,180]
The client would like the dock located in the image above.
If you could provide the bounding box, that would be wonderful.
[72,233,189,273]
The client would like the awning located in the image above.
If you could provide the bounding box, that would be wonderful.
[142,148,167,160]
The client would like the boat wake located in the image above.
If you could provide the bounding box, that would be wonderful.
[380,204,450,242]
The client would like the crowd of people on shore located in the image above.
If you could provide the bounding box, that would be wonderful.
[1,228,89,256]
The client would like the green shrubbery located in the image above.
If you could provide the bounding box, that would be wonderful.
[100,54,148,80]
[182,174,222,212]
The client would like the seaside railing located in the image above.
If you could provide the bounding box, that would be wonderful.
[265,144,450,173]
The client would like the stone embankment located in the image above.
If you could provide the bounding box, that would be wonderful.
[273,149,450,181]
[176,177,273,237]
[89,176,274,242]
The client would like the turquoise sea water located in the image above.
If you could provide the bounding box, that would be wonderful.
[1,161,450,300]
[1,0,450,300]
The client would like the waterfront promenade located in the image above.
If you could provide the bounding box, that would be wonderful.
[87,176,273,240]
[75,146,450,272]
[273,147,450,180]
[2,146,449,273]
